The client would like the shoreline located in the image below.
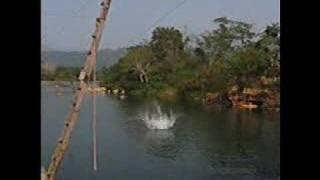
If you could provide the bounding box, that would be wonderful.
[41,81,279,111]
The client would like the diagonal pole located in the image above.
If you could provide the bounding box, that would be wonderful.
[44,1,112,180]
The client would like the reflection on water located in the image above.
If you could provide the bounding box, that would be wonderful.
[144,130,178,159]
[256,112,280,178]
[42,86,280,180]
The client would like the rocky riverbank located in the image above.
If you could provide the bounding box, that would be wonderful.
[203,84,280,111]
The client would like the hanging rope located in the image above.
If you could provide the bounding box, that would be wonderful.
[128,0,190,46]
[92,62,98,171]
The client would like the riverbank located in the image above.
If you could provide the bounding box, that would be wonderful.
[101,84,279,111]
[41,80,79,86]
[42,81,279,111]
[41,80,102,87]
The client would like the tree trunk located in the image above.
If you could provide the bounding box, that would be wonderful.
[142,71,148,83]
[144,74,149,83]
[139,73,144,83]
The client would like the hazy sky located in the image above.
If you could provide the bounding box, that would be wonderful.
[42,0,280,51]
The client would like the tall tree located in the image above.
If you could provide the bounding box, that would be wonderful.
[196,17,255,65]
[119,45,154,83]
[150,27,185,61]
[256,23,280,81]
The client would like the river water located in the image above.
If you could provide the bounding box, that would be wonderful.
[41,86,280,180]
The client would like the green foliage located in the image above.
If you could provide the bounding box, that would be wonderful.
[99,17,280,101]
[119,45,153,73]
[256,23,280,80]
[151,27,185,61]
[196,17,255,65]
[226,47,268,87]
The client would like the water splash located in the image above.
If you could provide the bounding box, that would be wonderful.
[140,102,177,130]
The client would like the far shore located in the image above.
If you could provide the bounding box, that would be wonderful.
[41,80,101,86]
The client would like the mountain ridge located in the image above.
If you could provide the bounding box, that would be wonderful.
[42,48,127,69]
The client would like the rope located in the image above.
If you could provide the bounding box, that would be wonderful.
[92,63,98,171]
[128,0,190,46]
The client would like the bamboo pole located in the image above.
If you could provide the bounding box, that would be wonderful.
[44,1,112,180]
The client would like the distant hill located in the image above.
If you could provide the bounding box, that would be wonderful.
[42,48,127,69]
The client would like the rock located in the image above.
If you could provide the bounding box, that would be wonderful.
[226,84,280,110]
[260,90,280,109]
[205,92,219,104]
[242,88,262,97]
[261,76,274,86]
[238,102,258,110]
[263,96,278,108]
[228,85,239,95]
[113,89,119,94]
[216,92,232,106]
[248,96,256,101]
[231,85,239,92]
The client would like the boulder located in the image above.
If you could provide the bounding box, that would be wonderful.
[113,89,119,94]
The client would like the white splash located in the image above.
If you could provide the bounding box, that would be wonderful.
[140,102,177,130]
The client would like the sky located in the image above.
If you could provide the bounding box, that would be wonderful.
[42,0,280,51]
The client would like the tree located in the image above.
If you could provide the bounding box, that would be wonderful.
[99,18,280,103]
[227,47,268,89]
[119,45,154,83]
[255,23,280,82]
[196,17,255,65]
[150,27,185,61]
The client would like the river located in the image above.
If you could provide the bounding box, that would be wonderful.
[41,86,280,180]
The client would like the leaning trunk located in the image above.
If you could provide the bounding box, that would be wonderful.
[139,73,144,83]
[142,70,148,83]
